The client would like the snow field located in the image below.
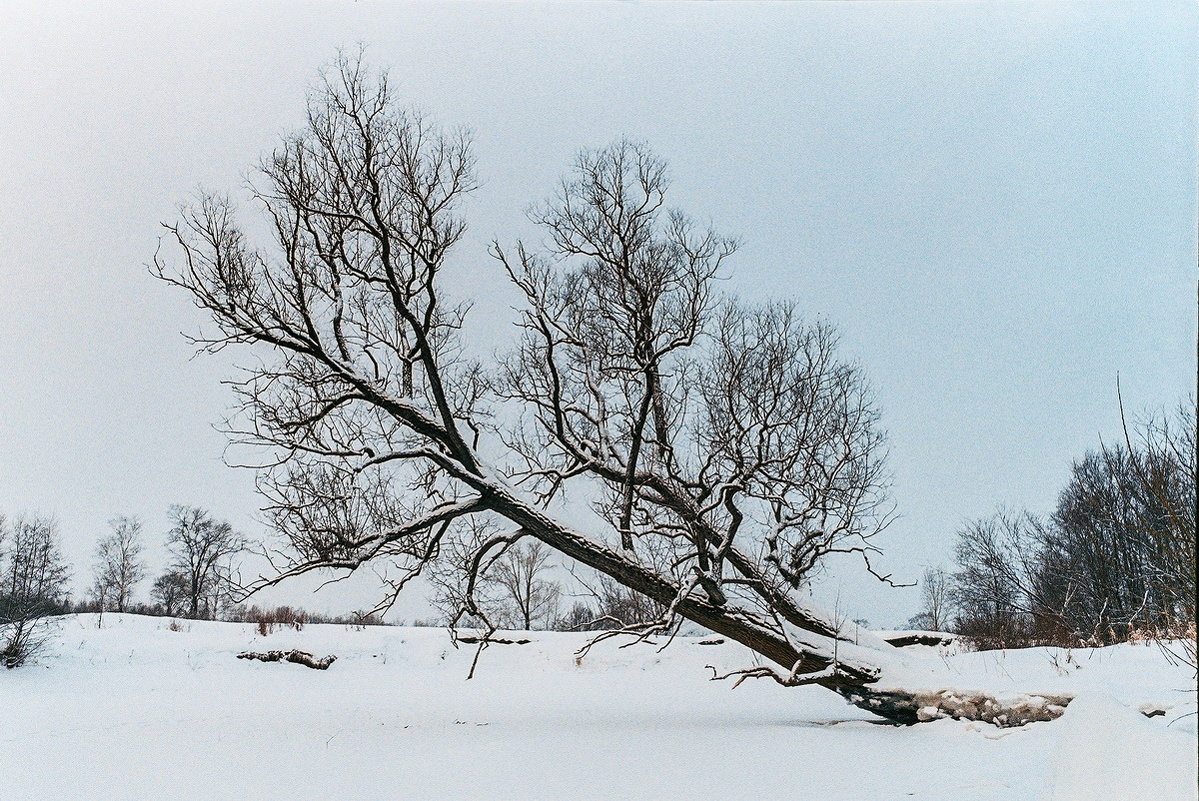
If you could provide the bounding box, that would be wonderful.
[1,614,1194,800]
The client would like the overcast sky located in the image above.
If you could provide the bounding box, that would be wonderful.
[1,1,1195,625]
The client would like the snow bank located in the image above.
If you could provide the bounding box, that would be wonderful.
[872,639,1193,710]
[1052,693,1199,801]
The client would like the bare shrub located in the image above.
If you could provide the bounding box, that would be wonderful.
[553,601,597,631]
[1,618,56,669]
[244,605,307,635]
[0,516,71,667]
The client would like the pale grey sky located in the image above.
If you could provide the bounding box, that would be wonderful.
[1,0,1195,625]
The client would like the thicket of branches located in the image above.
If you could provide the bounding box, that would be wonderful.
[917,400,1196,663]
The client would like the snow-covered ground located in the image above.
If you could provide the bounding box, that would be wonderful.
[2,614,1195,800]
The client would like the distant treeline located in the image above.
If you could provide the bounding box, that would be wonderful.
[912,400,1195,664]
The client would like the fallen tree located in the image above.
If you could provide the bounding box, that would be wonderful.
[454,635,531,646]
[157,52,1073,726]
[882,631,958,648]
[237,649,337,670]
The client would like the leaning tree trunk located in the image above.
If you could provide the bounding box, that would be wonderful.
[479,482,1072,727]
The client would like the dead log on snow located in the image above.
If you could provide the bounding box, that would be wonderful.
[237,649,337,670]
[882,632,958,648]
[455,635,532,645]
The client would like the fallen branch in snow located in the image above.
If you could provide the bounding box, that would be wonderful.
[882,632,957,648]
[455,635,531,645]
[708,664,833,689]
[236,650,337,670]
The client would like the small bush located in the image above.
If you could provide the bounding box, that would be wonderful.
[244,605,312,635]
[1,618,54,668]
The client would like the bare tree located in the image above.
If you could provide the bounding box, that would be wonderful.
[165,506,246,619]
[1117,397,1195,660]
[489,541,561,630]
[430,537,561,630]
[151,571,189,617]
[909,568,951,632]
[154,53,1065,724]
[92,516,148,613]
[1140,399,1197,666]
[0,516,71,667]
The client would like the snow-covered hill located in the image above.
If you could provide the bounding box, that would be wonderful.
[2,614,1195,800]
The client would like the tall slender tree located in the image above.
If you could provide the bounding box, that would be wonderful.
[92,516,148,613]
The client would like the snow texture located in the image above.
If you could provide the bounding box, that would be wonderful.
[2,614,1195,800]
